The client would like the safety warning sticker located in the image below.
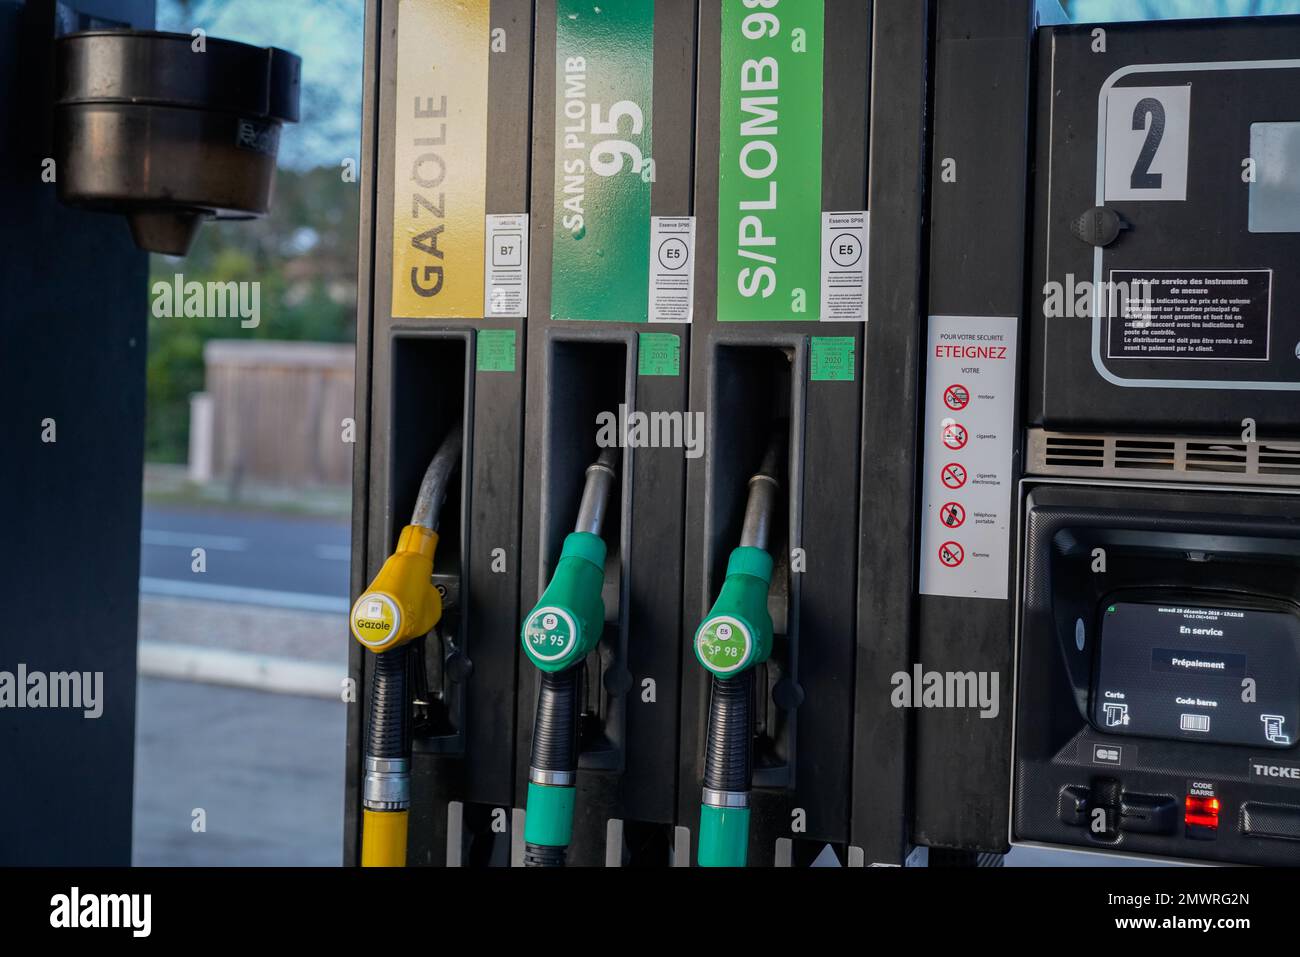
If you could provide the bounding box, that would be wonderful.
[484,214,529,318]
[1106,269,1271,361]
[919,316,1018,601]
[648,217,695,323]
[820,211,868,322]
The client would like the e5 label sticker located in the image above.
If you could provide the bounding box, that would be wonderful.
[820,211,868,322]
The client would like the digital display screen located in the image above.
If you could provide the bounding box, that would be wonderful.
[1093,599,1300,749]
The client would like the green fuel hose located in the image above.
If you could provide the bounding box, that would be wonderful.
[694,438,781,867]
[520,448,618,866]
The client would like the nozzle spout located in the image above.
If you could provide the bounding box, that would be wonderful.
[411,424,464,531]
[575,446,619,536]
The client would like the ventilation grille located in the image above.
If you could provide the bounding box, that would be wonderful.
[1115,438,1176,471]
[1030,431,1300,488]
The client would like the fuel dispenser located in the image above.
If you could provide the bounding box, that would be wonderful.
[1012,14,1300,865]
[513,0,697,867]
[347,0,534,867]
[679,0,872,867]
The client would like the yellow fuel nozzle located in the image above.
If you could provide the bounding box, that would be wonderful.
[349,524,443,653]
[350,423,462,654]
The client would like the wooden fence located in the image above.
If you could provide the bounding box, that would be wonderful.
[191,340,355,486]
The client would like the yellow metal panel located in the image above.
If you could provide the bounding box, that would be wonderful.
[391,0,490,318]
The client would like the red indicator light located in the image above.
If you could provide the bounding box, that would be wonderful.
[1184,795,1220,829]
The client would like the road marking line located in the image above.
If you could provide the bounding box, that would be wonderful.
[141,530,250,551]
[313,544,353,562]
[139,577,350,613]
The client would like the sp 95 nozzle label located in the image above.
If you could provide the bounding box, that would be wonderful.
[523,607,578,664]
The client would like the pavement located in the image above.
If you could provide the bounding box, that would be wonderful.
[132,677,346,866]
[133,501,352,866]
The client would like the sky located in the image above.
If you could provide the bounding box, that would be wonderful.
[154,0,1300,171]
[1047,0,1300,20]
[157,0,364,171]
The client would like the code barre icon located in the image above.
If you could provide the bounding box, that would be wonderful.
[1180,713,1211,733]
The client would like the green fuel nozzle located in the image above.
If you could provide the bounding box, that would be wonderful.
[695,437,783,867]
[521,448,618,867]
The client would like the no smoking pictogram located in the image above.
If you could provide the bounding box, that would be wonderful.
[938,541,964,568]
[941,462,967,489]
[940,502,965,528]
[944,384,969,411]
[942,421,968,450]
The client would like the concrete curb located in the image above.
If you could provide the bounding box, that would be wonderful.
[138,641,347,700]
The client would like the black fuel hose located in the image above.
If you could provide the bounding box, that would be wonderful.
[703,670,754,794]
[524,666,582,867]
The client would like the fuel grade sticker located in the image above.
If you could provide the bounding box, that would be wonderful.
[523,607,577,663]
[696,616,752,674]
[352,593,400,647]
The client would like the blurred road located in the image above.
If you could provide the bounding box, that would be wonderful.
[140,505,351,611]
[134,504,351,866]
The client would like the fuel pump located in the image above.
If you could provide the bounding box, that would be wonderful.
[348,425,463,867]
[693,438,783,867]
[519,448,619,867]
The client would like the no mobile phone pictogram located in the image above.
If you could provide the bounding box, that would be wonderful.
[944,384,969,411]
[940,502,965,528]
[939,541,964,567]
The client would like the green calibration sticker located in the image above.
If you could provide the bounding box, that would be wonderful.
[476,329,517,372]
[717,0,825,321]
[637,332,680,376]
[551,0,655,322]
[810,336,855,381]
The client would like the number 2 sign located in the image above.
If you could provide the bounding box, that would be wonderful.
[1103,84,1191,202]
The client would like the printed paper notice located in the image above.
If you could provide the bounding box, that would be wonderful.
[649,217,695,323]
[820,211,868,321]
[484,214,529,318]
